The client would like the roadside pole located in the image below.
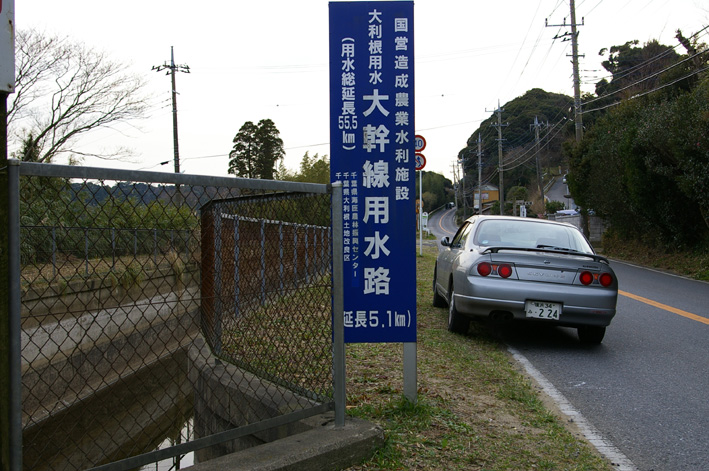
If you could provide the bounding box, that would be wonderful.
[332,182,345,427]
[1,1,14,467]
[419,170,422,255]
[1,88,10,471]
[414,135,426,256]
[1,93,20,471]
[403,342,417,402]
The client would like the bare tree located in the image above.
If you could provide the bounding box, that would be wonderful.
[8,29,150,163]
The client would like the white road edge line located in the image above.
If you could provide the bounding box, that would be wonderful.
[507,346,638,471]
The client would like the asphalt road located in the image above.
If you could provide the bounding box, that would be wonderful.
[427,206,458,245]
[427,207,709,471]
[545,176,575,210]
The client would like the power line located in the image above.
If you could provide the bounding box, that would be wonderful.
[591,25,709,85]
[582,47,708,108]
[502,118,569,171]
[582,64,709,114]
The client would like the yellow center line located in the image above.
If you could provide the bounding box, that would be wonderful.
[619,290,709,325]
[438,209,456,235]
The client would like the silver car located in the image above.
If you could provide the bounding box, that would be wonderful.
[433,215,618,344]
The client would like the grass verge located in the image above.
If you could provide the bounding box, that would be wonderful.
[601,232,709,281]
[344,245,613,471]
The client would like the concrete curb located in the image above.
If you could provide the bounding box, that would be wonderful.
[187,412,384,471]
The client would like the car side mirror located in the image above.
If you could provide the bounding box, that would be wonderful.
[440,237,450,247]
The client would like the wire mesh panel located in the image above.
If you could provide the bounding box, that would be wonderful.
[14,163,333,471]
[201,193,333,402]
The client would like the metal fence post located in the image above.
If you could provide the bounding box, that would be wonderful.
[278,223,284,292]
[111,228,116,270]
[8,159,22,470]
[233,218,240,319]
[293,228,298,287]
[52,226,57,278]
[321,227,326,275]
[153,228,158,267]
[260,220,266,306]
[213,211,223,357]
[305,227,310,283]
[84,228,89,277]
[331,182,346,428]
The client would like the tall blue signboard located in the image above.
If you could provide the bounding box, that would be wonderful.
[329,1,416,343]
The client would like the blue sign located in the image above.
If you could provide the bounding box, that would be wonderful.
[329,1,416,343]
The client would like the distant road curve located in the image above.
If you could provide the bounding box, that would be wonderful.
[427,207,459,249]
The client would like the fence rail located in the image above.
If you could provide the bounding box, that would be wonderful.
[4,160,341,471]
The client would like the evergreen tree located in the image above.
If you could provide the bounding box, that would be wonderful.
[228,119,284,179]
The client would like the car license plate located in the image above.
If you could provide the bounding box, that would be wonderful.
[525,301,561,320]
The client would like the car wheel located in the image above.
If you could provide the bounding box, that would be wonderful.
[432,264,446,308]
[447,287,469,334]
[577,326,606,344]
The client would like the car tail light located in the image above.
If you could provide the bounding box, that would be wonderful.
[579,271,594,285]
[476,262,514,278]
[477,262,492,277]
[578,270,614,287]
[599,272,614,287]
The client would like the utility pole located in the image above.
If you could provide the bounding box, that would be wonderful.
[530,116,547,213]
[546,0,584,142]
[460,155,467,219]
[451,162,460,210]
[488,100,507,215]
[152,47,190,201]
[476,134,483,214]
[547,1,588,234]
[569,0,583,142]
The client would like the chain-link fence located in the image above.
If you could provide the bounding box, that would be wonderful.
[7,161,336,471]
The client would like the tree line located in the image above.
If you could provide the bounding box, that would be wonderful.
[458,31,708,250]
[568,33,708,249]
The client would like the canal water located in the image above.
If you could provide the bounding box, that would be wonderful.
[139,419,194,471]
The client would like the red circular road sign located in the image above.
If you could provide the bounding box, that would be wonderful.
[415,135,426,152]
[415,153,426,170]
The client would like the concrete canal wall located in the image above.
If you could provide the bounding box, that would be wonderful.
[188,336,319,463]
[21,267,199,427]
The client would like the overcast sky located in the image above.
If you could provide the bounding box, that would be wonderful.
[14,0,709,180]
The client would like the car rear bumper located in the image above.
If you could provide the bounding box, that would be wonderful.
[453,277,617,327]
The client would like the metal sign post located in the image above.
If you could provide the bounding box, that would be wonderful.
[1,2,18,470]
[414,136,425,257]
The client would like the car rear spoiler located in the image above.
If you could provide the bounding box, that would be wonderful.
[481,246,610,264]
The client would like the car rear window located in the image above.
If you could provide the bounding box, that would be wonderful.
[474,219,593,253]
